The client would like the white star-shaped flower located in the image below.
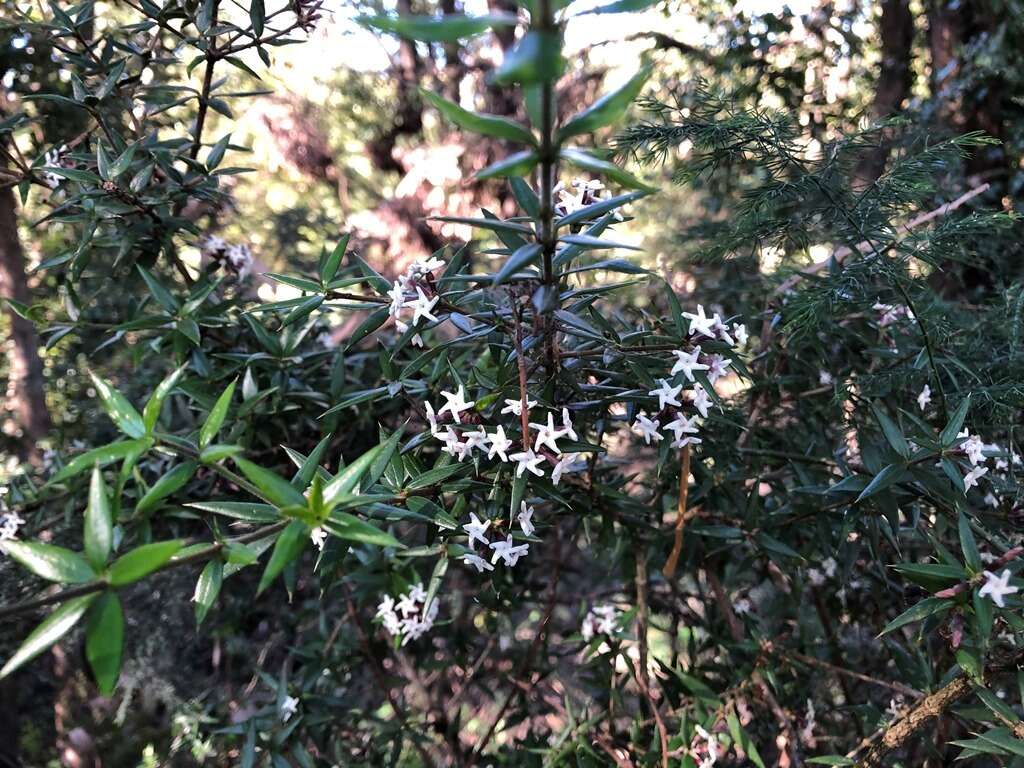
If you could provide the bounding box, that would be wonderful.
[664,413,699,440]
[648,378,682,410]
[280,695,299,722]
[509,449,546,477]
[962,434,986,466]
[551,452,580,485]
[518,502,535,536]
[396,592,420,617]
[530,412,565,453]
[692,384,712,418]
[424,402,439,435]
[437,385,475,423]
[406,286,440,325]
[486,425,513,461]
[489,535,530,566]
[387,281,405,317]
[979,568,1018,608]
[463,427,489,453]
[706,355,731,384]
[462,552,494,572]
[670,347,709,382]
[682,304,716,338]
[964,464,988,493]
[310,526,328,551]
[632,413,663,445]
[500,397,536,416]
[671,435,702,449]
[463,512,490,549]
[711,313,734,345]
[438,427,466,458]
[733,598,752,615]
[917,384,931,411]
[408,583,427,602]
[733,322,748,348]
[560,407,578,441]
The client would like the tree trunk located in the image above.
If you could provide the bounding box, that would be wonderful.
[853,0,914,188]
[0,182,50,458]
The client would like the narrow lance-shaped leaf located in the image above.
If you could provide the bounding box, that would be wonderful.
[493,29,564,86]
[0,540,96,584]
[136,462,197,514]
[85,592,124,696]
[0,594,98,678]
[940,394,971,447]
[107,540,183,586]
[319,233,349,285]
[493,243,542,286]
[88,371,146,438]
[234,457,306,508]
[560,148,656,192]
[420,89,536,146]
[359,13,516,43]
[199,378,236,449]
[85,466,113,570]
[257,519,308,595]
[322,441,390,510]
[194,559,223,625]
[142,364,186,433]
[557,64,651,142]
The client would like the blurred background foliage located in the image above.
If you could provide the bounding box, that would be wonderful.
[2,0,1024,764]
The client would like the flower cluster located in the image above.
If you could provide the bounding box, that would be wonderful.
[42,145,69,189]
[690,724,720,768]
[386,256,445,347]
[953,429,1020,500]
[581,603,621,641]
[376,583,439,645]
[553,178,620,219]
[873,301,913,328]
[0,508,25,542]
[460,502,535,572]
[199,235,254,281]
[632,305,746,448]
[424,387,586,485]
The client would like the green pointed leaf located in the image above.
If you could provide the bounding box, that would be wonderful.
[142,365,186,433]
[325,512,403,548]
[291,434,333,490]
[959,511,982,572]
[50,439,151,484]
[879,596,954,635]
[200,379,236,448]
[136,462,197,514]
[359,13,516,42]
[85,592,123,696]
[556,190,649,227]
[476,150,539,181]
[85,466,113,570]
[0,594,97,678]
[560,148,655,191]
[136,265,180,313]
[855,463,904,502]
[940,395,971,447]
[234,458,307,508]
[420,89,536,145]
[107,540,183,586]
[0,540,96,584]
[558,65,651,141]
[320,234,349,285]
[193,559,223,625]
[871,403,909,459]
[322,441,389,511]
[88,371,146,438]
[257,520,307,594]
[493,242,542,286]
[494,29,564,86]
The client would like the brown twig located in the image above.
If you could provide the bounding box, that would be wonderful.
[662,444,692,578]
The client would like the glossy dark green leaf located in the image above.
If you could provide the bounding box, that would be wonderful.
[194,559,223,625]
[940,394,971,447]
[493,242,542,286]
[107,540,183,586]
[420,89,536,145]
[322,441,390,510]
[234,457,307,508]
[319,234,349,285]
[85,466,113,570]
[855,463,904,502]
[257,520,307,594]
[325,512,402,548]
[879,596,953,635]
[85,592,123,696]
[0,595,97,678]
[50,439,151,484]
[136,462,197,514]
[142,365,186,433]
[476,150,539,181]
[200,378,237,449]
[959,511,982,572]
[88,371,145,438]
[0,540,96,584]
[557,65,651,141]
[871,404,909,459]
[136,265,180,313]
